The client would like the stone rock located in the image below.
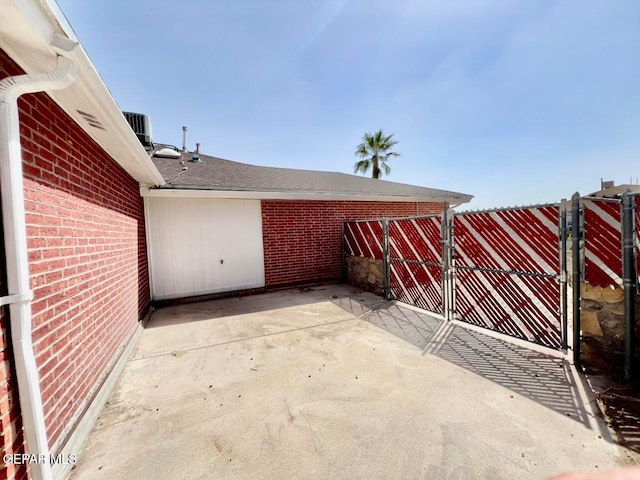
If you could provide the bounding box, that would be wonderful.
[580,299,603,311]
[347,258,360,274]
[369,262,382,276]
[580,340,611,368]
[346,255,385,294]
[581,335,624,368]
[581,311,603,337]
[581,284,624,303]
[599,313,624,338]
[608,302,626,316]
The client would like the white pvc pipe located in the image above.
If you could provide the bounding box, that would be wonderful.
[0,55,77,480]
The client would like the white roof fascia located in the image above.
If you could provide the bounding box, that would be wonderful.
[0,0,165,187]
[139,186,468,206]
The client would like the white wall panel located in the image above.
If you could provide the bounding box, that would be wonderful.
[145,197,264,300]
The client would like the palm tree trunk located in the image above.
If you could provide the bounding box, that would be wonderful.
[372,158,380,179]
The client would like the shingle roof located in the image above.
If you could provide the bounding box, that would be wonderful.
[588,184,640,198]
[151,152,473,204]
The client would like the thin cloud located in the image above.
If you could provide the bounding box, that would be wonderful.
[57,0,640,209]
[235,0,349,111]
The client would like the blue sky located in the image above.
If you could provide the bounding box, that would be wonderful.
[57,0,640,209]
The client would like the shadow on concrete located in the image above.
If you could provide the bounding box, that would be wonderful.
[366,303,592,427]
[146,284,387,329]
[598,391,640,455]
[145,286,601,432]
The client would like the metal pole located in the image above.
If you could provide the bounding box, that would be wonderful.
[382,219,390,300]
[621,192,637,381]
[449,212,456,321]
[572,192,581,366]
[441,204,449,319]
[341,221,347,283]
[560,199,568,349]
[182,126,188,152]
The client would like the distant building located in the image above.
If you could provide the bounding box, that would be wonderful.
[588,180,640,198]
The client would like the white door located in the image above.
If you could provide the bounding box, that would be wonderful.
[145,197,265,300]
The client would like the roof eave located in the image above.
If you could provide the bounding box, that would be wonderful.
[0,0,165,187]
[140,185,473,206]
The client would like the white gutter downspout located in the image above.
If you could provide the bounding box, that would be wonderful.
[0,54,77,480]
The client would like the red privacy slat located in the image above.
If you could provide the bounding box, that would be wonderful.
[584,200,622,288]
[500,207,560,272]
[389,217,442,262]
[390,262,443,314]
[344,220,383,259]
[388,215,444,315]
[454,269,561,349]
[454,206,559,275]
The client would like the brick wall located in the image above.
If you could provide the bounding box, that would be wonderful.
[261,200,444,289]
[1,49,149,478]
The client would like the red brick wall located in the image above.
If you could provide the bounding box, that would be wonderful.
[261,200,444,288]
[0,49,149,477]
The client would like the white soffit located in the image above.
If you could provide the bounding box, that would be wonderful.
[0,0,165,187]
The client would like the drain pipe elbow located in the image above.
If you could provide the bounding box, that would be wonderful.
[0,56,77,99]
[0,53,77,480]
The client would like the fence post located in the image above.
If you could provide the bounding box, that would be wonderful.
[572,192,581,366]
[448,211,456,321]
[621,191,637,381]
[382,219,390,300]
[560,199,568,350]
[341,221,347,283]
[441,204,450,320]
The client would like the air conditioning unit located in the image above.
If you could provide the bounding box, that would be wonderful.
[123,111,153,148]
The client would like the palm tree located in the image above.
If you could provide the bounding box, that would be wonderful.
[354,129,400,179]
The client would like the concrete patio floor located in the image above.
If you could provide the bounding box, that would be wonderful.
[69,285,634,480]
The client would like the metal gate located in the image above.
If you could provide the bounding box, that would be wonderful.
[342,204,566,350]
[451,205,563,349]
[388,215,445,315]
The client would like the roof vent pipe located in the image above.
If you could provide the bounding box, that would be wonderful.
[182,126,187,152]
[192,142,201,163]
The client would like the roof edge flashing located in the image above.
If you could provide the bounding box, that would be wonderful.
[140,186,473,205]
